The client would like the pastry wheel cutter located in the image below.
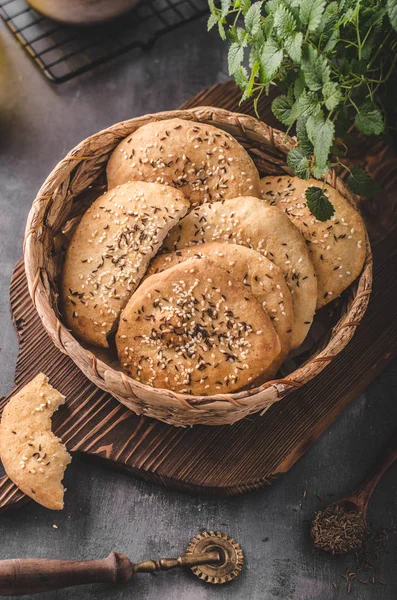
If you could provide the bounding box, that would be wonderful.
[0,531,243,596]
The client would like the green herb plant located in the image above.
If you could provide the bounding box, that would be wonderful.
[208,0,397,220]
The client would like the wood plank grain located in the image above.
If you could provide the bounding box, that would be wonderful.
[0,82,396,510]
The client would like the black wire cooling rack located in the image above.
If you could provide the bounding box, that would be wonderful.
[0,0,208,83]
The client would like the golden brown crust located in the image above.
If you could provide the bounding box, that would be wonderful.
[0,374,71,510]
[61,181,190,347]
[260,176,366,308]
[163,197,317,349]
[116,258,281,395]
[145,242,293,376]
[106,118,261,205]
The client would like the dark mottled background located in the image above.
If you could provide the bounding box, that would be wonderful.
[0,16,396,600]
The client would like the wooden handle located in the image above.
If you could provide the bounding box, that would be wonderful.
[0,552,133,596]
[348,430,397,511]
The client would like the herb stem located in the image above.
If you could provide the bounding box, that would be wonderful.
[356,9,362,61]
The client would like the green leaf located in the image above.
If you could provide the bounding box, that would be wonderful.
[290,90,321,121]
[354,101,385,136]
[296,117,313,157]
[236,26,248,45]
[274,5,296,38]
[263,12,275,36]
[350,58,367,77]
[248,28,262,68]
[234,65,249,90]
[317,1,340,46]
[208,0,217,14]
[221,0,232,17]
[335,4,357,27]
[365,7,386,29]
[272,94,294,126]
[261,40,283,82]
[244,1,262,35]
[287,147,310,179]
[218,21,227,40]
[284,31,303,62]
[306,186,335,221]
[294,70,306,99]
[207,13,219,31]
[361,27,381,62]
[322,81,342,111]
[240,0,252,14]
[226,27,238,42]
[301,46,330,91]
[323,29,340,52]
[228,42,245,75]
[284,0,301,7]
[387,0,397,32]
[249,45,257,68]
[252,21,265,45]
[319,1,339,29]
[339,57,351,76]
[266,0,281,13]
[312,162,327,179]
[300,0,326,32]
[306,112,335,169]
[347,166,381,197]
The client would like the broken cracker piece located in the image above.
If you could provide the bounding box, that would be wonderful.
[0,373,71,510]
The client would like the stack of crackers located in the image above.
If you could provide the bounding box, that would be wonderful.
[61,118,366,397]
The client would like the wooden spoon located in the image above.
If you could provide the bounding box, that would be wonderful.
[332,429,397,522]
[311,430,397,554]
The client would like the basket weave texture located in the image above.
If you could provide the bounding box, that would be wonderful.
[23,107,372,426]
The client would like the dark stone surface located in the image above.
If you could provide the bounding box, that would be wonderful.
[0,15,396,600]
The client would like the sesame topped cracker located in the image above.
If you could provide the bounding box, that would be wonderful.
[162,197,317,349]
[260,176,366,308]
[145,242,293,377]
[61,181,189,347]
[117,258,281,395]
[0,374,70,510]
[106,119,261,206]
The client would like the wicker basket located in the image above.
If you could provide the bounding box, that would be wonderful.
[23,107,372,426]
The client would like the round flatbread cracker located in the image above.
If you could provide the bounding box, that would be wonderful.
[163,197,317,349]
[117,257,281,395]
[106,118,261,205]
[260,176,366,308]
[61,181,189,347]
[0,373,71,510]
[145,242,293,376]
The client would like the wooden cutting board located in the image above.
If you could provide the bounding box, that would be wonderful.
[1,82,397,511]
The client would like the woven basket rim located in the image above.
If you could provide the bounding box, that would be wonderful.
[23,106,372,420]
